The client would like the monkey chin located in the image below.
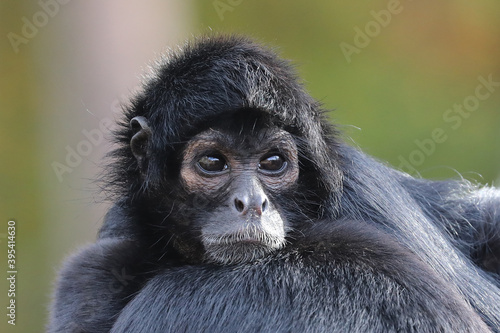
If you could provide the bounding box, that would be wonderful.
[202,233,285,265]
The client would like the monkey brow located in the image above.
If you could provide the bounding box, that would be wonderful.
[194,127,293,152]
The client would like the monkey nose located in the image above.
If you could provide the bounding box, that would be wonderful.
[233,194,268,216]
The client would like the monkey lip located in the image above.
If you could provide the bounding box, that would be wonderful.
[203,233,284,265]
[232,237,266,246]
[238,237,263,243]
[203,232,285,249]
[204,235,265,246]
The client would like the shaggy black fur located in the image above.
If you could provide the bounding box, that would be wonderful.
[49,35,500,332]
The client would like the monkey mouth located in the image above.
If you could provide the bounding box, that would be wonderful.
[203,231,285,249]
[202,232,285,265]
[236,237,264,245]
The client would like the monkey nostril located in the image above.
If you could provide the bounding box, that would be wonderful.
[234,196,268,215]
[262,199,268,213]
[234,198,245,213]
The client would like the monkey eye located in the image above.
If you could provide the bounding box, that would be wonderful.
[197,155,228,174]
[259,154,286,173]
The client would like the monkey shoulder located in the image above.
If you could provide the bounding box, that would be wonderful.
[48,238,147,333]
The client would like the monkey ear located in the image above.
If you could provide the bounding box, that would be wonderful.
[130,116,151,168]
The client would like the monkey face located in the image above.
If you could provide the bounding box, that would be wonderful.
[179,122,299,265]
[129,110,300,265]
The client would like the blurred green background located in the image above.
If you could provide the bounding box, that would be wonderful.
[1,0,499,331]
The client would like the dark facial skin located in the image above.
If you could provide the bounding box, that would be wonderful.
[179,125,299,265]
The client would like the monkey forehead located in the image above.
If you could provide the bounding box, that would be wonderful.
[143,35,321,134]
[183,127,297,156]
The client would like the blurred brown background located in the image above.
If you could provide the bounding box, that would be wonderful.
[1,1,499,331]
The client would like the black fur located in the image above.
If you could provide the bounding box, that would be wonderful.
[48,35,500,332]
